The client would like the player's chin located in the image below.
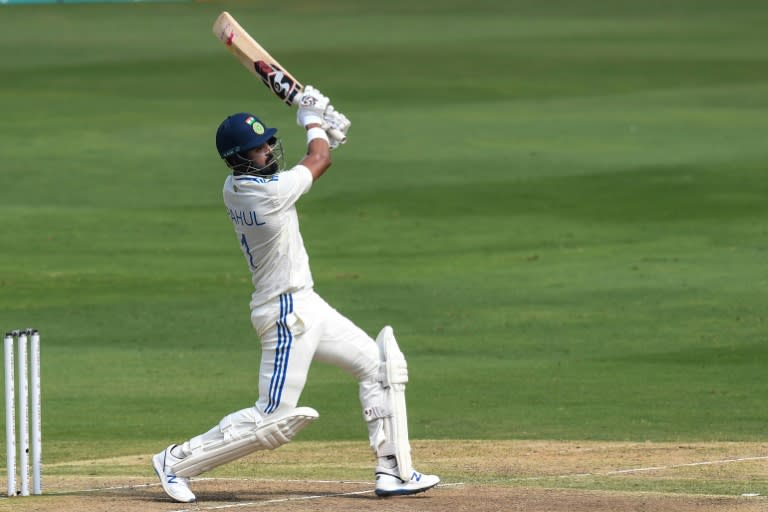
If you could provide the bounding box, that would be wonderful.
[265,160,279,175]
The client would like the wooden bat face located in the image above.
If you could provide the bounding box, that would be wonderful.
[212,11,347,143]
[213,11,304,106]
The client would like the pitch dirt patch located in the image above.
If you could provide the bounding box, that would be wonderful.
[2,440,767,512]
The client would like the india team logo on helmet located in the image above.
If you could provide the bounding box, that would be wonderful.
[245,116,266,135]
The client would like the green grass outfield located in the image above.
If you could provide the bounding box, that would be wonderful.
[1,0,767,465]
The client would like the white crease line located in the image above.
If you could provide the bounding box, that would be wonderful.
[170,482,463,512]
[40,478,461,494]
[38,478,370,495]
[515,455,768,481]
[606,455,768,475]
[171,489,375,512]
[42,482,161,495]
[29,479,461,510]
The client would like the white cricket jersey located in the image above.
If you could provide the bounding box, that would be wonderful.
[222,165,314,308]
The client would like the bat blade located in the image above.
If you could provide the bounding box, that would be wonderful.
[212,11,346,143]
[212,11,303,106]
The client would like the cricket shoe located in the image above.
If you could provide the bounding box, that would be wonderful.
[152,444,196,503]
[375,468,440,497]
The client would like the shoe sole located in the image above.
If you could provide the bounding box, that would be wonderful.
[375,481,439,497]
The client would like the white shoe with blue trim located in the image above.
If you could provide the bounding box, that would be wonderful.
[152,445,196,503]
[375,467,440,497]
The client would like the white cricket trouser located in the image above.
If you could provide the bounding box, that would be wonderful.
[176,288,395,470]
[250,289,380,415]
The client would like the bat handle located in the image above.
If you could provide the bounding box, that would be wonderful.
[328,128,346,143]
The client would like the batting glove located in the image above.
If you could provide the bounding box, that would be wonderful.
[324,106,351,149]
[296,85,330,128]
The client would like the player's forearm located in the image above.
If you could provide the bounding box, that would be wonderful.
[301,124,331,180]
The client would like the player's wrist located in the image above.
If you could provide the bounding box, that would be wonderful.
[307,127,329,144]
[299,112,324,127]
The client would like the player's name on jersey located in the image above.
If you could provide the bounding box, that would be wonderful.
[227,208,265,226]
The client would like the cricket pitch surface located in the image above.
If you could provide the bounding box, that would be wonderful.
[1,440,766,511]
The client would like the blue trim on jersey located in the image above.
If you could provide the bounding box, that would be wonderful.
[234,175,279,184]
[266,293,294,414]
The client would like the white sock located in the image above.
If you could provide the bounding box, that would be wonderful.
[378,455,397,470]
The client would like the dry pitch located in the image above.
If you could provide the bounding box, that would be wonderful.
[1,440,766,512]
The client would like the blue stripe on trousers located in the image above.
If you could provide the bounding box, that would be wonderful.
[274,294,293,411]
[266,293,293,414]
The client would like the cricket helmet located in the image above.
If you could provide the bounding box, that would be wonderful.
[216,113,284,176]
[216,113,277,158]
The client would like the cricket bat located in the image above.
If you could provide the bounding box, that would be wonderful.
[212,11,345,141]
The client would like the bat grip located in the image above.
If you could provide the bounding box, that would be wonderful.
[328,128,346,143]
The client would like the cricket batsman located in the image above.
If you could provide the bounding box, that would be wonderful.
[152,86,440,503]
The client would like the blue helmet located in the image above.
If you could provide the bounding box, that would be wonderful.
[215,113,278,159]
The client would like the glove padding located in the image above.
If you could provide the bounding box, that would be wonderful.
[296,85,330,128]
[324,106,351,150]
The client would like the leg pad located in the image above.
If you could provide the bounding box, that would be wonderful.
[363,326,413,481]
[173,406,318,477]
